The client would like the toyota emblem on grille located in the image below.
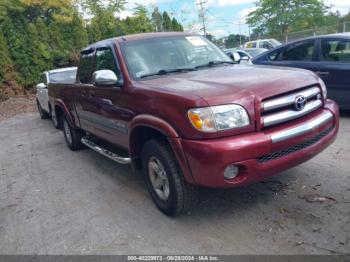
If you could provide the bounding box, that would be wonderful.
[294,95,307,111]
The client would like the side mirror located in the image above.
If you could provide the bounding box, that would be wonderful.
[36,83,46,89]
[232,52,241,63]
[241,56,250,61]
[92,70,118,86]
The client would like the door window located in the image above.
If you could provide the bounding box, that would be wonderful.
[260,41,273,49]
[78,52,94,84]
[94,48,119,76]
[281,40,315,61]
[268,49,282,61]
[321,39,350,62]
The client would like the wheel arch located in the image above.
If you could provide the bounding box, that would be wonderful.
[53,99,76,128]
[129,115,195,184]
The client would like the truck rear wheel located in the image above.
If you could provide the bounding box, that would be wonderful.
[62,116,84,151]
[141,139,199,216]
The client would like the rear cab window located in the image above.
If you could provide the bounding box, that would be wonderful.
[49,70,77,84]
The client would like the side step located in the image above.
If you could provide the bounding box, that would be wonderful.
[81,137,131,165]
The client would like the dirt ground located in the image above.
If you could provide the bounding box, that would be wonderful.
[0,95,36,122]
[0,98,349,255]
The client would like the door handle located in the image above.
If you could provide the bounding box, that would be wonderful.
[315,71,329,76]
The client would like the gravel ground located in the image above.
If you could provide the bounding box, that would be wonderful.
[0,111,349,255]
[0,95,35,122]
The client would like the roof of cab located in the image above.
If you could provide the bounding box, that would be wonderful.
[274,32,350,49]
[81,32,199,52]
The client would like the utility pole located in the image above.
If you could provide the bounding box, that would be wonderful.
[197,0,207,37]
[248,26,251,41]
[238,21,242,46]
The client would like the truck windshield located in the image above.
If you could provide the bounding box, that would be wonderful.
[121,35,231,79]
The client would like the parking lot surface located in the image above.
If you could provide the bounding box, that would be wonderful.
[0,113,349,255]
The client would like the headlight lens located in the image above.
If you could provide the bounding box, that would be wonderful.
[319,78,327,99]
[188,104,250,132]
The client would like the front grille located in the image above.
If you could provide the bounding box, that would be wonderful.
[261,86,323,128]
[258,126,333,163]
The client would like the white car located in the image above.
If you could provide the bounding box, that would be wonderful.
[36,67,77,127]
[243,39,281,50]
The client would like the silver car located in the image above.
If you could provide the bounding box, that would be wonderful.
[36,67,77,127]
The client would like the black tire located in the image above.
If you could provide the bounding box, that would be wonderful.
[37,100,49,119]
[141,139,199,216]
[49,106,60,129]
[62,115,84,151]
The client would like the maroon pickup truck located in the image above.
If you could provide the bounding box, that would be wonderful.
[49,32,339,216]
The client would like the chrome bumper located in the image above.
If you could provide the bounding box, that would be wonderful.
[270,111,333,143]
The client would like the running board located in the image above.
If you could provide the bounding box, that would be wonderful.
[81,137,131,165]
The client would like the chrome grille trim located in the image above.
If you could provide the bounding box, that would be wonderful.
[258,126,334,163]
[262,99,322,127]
[270,111,333,143]
[262,86,320,112]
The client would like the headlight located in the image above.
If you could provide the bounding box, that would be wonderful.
[319,78,327,99]
[187,104,250,132]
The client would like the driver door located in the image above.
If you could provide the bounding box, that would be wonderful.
[88,46,133,149]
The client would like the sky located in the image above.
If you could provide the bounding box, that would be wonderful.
[119,0,350,38]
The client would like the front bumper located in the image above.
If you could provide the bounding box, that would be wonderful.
[179,100,339,188]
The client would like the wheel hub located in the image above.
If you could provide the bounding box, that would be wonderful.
[148,156,170,201]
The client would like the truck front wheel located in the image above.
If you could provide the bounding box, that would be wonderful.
[141,139,199,216]
[62,116,84,151]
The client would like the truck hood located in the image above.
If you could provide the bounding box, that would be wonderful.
[139,65,320,106]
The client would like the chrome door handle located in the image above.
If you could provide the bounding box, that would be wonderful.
[315,71,329,76]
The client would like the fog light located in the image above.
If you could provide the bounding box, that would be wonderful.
[224,165,239,180]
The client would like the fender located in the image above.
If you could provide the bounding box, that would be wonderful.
[129,114,196,184]
[130,114,179,138]
[54,99,76,128]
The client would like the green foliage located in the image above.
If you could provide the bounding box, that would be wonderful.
[0,32,17,84]
[247,0,335,39]
[82,0,126,15]
[225,34,248,48]
[151,7,163,32]
[162,11,172,31]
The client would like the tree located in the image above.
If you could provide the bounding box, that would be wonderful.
[0,31,20,97]
[162,11,172,31]
[82,0,126,16]
[83,0,127,43]
[247,0,331,39]
[151,7,163,32]
[119,4,153,35]
[172,17,183,31]
[224,34,248,48]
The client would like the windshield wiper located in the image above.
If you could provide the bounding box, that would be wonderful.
[195,60,235,69]
[139,68,196,79]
